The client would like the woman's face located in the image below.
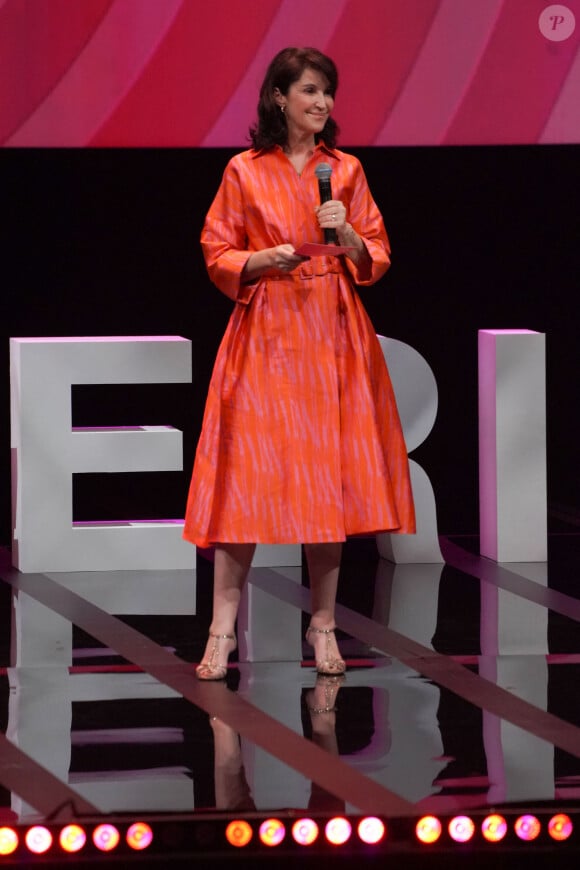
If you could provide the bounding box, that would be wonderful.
[277,67,334,142]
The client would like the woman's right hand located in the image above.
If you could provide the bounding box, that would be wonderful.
[243,244,306,281]
[269,243,305,272]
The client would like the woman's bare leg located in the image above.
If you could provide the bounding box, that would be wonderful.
[197,543,255,679]
[210,543,255,634]
[304,542,345,674]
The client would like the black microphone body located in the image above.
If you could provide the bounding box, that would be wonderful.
[314,163,338,245]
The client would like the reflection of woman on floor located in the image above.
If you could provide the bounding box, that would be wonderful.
[304,674,345,811]
[210,715,255,812]
[209,675,344,812]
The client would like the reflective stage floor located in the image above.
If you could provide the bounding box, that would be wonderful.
[1,530,580,867]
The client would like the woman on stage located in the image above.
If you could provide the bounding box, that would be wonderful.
[183,46,415,680]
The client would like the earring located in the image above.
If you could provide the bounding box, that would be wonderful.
[280,105,285,113]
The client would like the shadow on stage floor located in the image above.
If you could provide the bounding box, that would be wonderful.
[1,528,580,866]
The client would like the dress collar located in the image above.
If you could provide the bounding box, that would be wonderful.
[251,142,341,161]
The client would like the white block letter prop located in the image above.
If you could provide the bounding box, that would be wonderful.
[376,337,443,563]
[10,336,194,572]
[478,329,547,562]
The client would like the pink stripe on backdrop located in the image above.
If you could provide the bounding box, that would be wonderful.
[201,0,349,146]
[376,0,505,145]
[327,0,440,145]
[443,0,580,144]
[5,0,184,147]
[2,0,580,147]
[541,41,580,142]
[0,0,113,144]
[90,0,283,147]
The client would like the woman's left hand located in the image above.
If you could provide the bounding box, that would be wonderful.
[315,200,347,235]
[314,199,368,266]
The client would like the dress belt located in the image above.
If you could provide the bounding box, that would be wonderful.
[262,259,344,284]
[298,256,344,278]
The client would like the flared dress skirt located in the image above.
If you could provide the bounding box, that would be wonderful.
[183,268,415,547]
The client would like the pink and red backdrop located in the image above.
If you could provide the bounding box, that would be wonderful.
[1,0,579,148]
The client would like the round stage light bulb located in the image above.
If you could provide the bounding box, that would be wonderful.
[259,818,285,847]
[292,818,319,846]
[0,827,19,856]
[225,820,253,848]
[548,814,573,842]
[93,824,120,852]
[325,817,352,846]
[59,825,86,853]
[416,816,442,844]
[25,825,53,854]
[481,814,507,842]
[448,816,475,843]
[127,822,153,851]
[514,815,541,841]
[357,817,386,844]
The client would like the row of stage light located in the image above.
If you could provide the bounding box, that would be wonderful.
[0,812,575,861]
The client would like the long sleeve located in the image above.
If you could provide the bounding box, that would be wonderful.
[342,158,391,287]
[201,159,257,304]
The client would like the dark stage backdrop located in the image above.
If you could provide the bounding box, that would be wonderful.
[1,145,579,546]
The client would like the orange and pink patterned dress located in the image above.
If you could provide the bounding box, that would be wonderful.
[183,143,415,547]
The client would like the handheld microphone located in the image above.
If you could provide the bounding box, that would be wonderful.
[314,162,338,244]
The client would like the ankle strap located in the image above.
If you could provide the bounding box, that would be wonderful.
[307,625,336,635]
[209,631,235,640]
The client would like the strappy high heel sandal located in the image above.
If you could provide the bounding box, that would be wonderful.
[306,625,346,675]
[196,632,237,681]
